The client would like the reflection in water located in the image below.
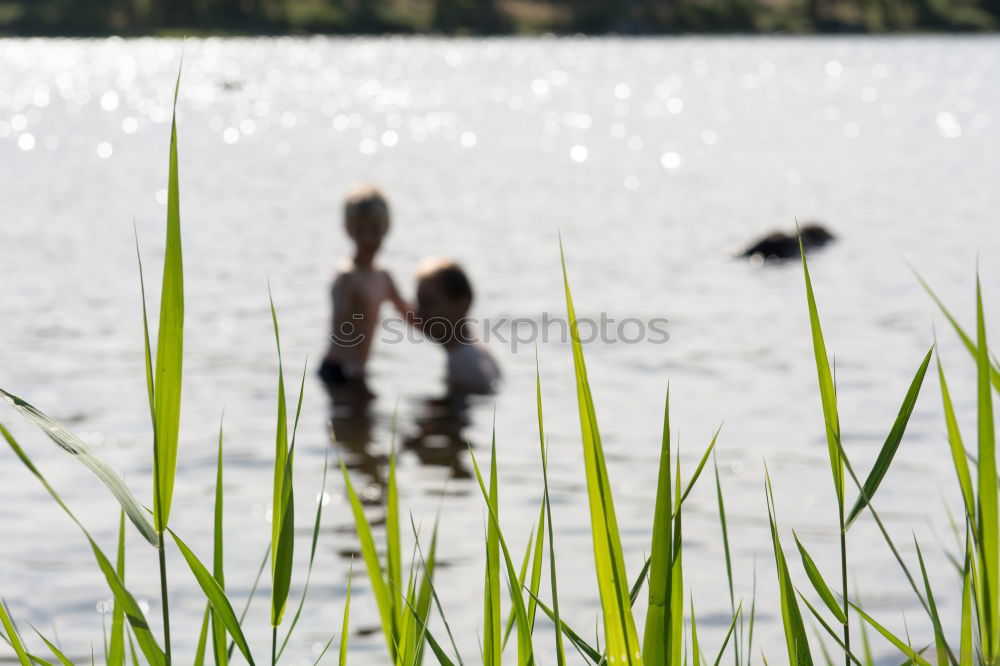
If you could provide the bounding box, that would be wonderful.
[325,382,480,512]
[401,395,474,480]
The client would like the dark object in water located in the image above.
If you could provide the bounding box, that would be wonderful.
[738,223,835,261]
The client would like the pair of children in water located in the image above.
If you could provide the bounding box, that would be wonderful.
[319,185,500,396]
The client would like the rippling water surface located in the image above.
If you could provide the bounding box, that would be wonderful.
[1,35,998,664]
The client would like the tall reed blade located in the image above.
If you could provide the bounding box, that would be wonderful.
[482,434,502,666]
[268,292,295,633]
[713,456,738,665]
[212,418,228,666]
[386,435,404,656]
[470,436,536,665]
[643,390,674,664]
[974,275,998,661]
[937,355,976,522]
[765,473,813,666]
[0,389,158,546]
[168,531,255,665]
[847,604,931,665]
[277,444,330,662]
[792,534,846,624]
[960,533,974,666]
[912,268,1000,392]
[339,460,394,659]
[799,234,849,662]
[536,360,567,666]
[560,240,642,665]
[339,564,352,666]
[845,347,934,528]
[799,235,843,506]
[31,626,74,666]
[109,512,127,666]
[0,425,165,666]
[0,601,31,666]
[153,64,185,534]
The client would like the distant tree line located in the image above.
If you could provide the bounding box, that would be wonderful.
[0,0,995,36]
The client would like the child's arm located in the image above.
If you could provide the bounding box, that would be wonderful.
[386,273,418,326]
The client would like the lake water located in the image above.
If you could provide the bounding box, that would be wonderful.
[1,35,998,664]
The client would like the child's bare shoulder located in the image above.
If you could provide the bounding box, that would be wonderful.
[331,264,361,294]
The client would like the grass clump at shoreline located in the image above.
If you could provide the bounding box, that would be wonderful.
[1,72,998,665]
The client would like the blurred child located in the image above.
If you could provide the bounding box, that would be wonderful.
[415,258,501,396]
[320,185,412,388]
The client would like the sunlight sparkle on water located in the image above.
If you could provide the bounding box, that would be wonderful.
[100,90,119,111]
[660,151,682,169]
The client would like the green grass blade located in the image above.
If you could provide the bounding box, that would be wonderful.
[0,601,31,666]
[859,612,873,666]
[481,435,502,666]
[937,354,976,522]
[503,527,536,649]
[211,418,228,666]
[409,515,464,666]
[529,594,603,664]
[411,518,439,666]
[168,531,255,665]
[526,503,546,635]
[193,606,209,666]
[386,431,404,655]
[469,438,535,665]
[765,473,814,666]
[676,424,723,512]
[643,390,674,664]
[109,511,127,666]
[714,457,735,615]
[1,425,165,666]
[669,446,684,666]
[960,535,974,666]
[0,393,158,546]
[560,239,642,665]
[911,267,1000,393]
[713,456,739,665]
[226,545,269,661]
[339,563,352,666]
[833,433,949,656]
[268,291,294,629]
[911,538,951,665]
[974,275,998,660]
[152,66,184,532]
[848,603,931,666]
[339,460,395,659]
[692,595,701,666]
[306,634,334,666]
[277,445,329,662]
[792,533,847,624]
[397,577,458,666]
[845,347,934,528]
[132,223,156,467]
[30,626,73,666]
[796,594,862,666]
[536,359,567,666]
[711,600,743,666]
[629,557,651,606]
[799,234,844,507]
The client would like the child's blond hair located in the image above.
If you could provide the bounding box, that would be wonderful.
[344,184,390,227]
